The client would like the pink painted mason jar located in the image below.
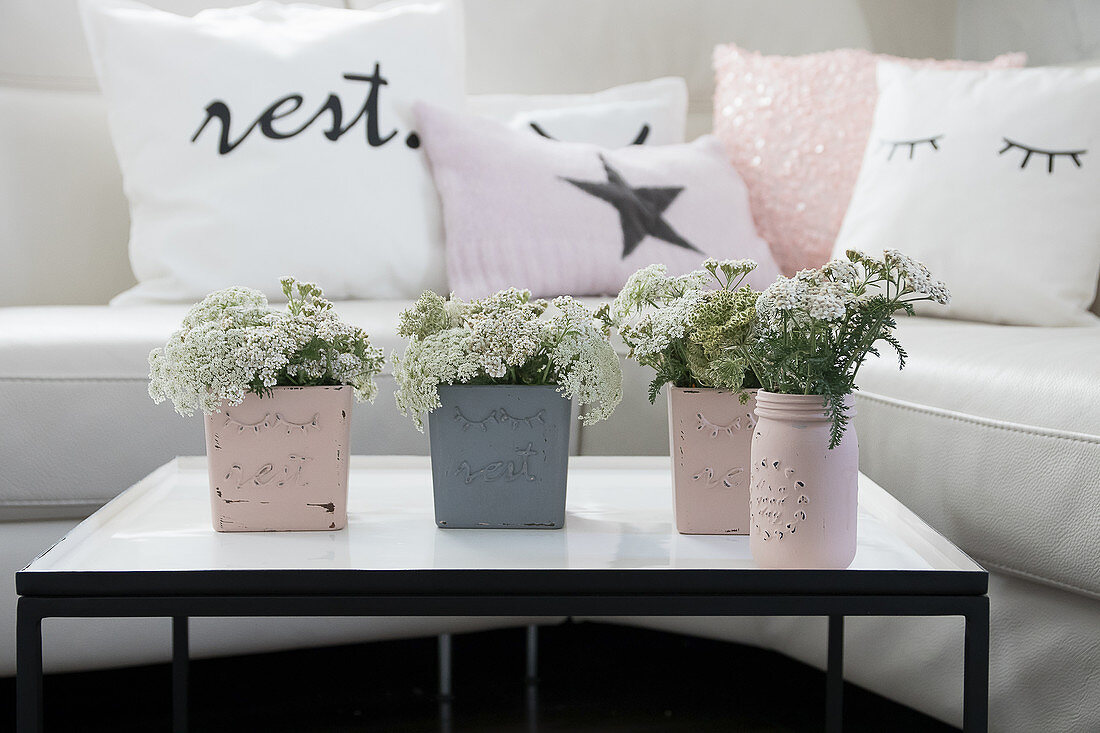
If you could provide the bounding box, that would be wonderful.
[748,392,858,569]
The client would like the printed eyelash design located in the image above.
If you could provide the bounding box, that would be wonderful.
[998,138,1086,173]
[529,121,651,146]
[882,136,942,161]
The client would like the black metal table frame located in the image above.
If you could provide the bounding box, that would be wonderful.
[17,592,989,733]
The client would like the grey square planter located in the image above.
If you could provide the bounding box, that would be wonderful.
[427,384,572,529]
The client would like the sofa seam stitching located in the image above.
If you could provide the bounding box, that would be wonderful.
[976,557,1100,602]
[858,390,1100,599]
[0,499,106,506]
[856,391,1100,445]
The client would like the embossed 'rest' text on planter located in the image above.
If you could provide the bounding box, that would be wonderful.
[428,384,572,529]
[748,392,858,569]
[204,385,352,532]
[668,387,757,534]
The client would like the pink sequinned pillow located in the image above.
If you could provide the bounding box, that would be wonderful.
[712,46,1025,275]
[416,103,780,299]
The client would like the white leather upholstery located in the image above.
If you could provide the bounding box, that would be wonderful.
[857,318,1100,434]
[854,318,1100,598]
[0,302,410,380]
[0,302,424,518]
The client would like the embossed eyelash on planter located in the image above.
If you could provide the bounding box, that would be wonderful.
[205,385,353,532]
[427,385,572,529]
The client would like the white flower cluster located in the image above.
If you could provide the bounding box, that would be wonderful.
[757,250,950,334]
[393,289,623,430]
[544,296,624,424]
[620,288,709,362]
[148,279,384,416]
[462,289,549,379]
[756,268,856,330]
[610,263,709,325]
[881,249,951,305]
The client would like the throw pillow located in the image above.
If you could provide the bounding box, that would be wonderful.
[469,77,688,146]
[712,45,1025,275]
[507,99,674,149]
[80,0,464,304]
[834,63,1100,327]
[415,103,780,299]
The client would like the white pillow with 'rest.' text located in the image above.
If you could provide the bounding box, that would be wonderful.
[81,0,464,304]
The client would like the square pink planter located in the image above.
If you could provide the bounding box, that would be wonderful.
[204,385,352,532]
[667,387,757,535]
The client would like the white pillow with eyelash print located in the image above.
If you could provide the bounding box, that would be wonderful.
[834,61,1100,327]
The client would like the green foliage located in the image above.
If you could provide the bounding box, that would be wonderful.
[602,259,762,404]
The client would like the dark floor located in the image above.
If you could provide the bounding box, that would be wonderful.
[1,621,956,732]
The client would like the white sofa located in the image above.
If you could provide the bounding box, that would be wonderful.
[2,2,1099,731]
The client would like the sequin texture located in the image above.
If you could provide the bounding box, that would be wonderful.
[712,46,1025,275]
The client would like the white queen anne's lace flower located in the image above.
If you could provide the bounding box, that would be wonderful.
[393,290,623,431]
[602,259,763,401]
[148,279,385,416]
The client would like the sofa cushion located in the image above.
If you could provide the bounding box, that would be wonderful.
[858,318,1100,434]
[854,317,1100,598]
[0,302,426,520]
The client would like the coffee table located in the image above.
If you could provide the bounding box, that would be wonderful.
[17,455,988,732]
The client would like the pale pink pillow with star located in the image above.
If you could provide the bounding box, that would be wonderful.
[415,102,780,299]
[712,45,1025,275]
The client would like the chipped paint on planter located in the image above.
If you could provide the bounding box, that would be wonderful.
[668,387,756,534]
[204,385,352,532]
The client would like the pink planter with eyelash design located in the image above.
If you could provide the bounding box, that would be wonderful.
[667,387,757,534]
[204,385,352,532]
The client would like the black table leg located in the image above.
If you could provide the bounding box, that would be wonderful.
[16,598,44,733]
[826,615,844,733]
[172,616,189,733]
[525,625,539,733]
[525,625,538,683]
[438,633,453,700]
[963,597,990,733]
[438,633,454,733]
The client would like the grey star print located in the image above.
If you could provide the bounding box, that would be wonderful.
[562,155,700,258]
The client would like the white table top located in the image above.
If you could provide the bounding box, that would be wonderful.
[19,456,985,598]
